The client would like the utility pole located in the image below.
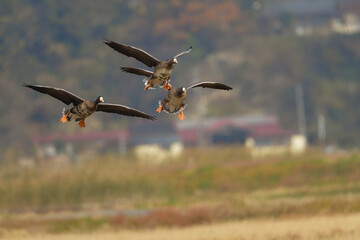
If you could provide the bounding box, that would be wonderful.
[295,83,307,136]
[317,113,326,147]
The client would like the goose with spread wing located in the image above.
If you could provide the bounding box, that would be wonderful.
[24,84,156,128]
[156,82,232,120]
[104,40,192,90]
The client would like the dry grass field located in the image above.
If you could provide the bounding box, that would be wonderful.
[3,213,360,240]
[1,149,360,239]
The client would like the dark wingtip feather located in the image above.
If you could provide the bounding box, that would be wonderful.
[103,39,113,46]
[23,83,33,89]
[216,83,232,91]
[149,115,157,121]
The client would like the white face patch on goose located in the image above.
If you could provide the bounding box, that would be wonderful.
[100,97,104,102]
[173,58,178,64]
[182,87,186,92]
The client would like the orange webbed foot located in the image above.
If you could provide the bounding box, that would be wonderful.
[61,112,70,123]
[163,81,171,90]
[157,102,165,113]
[144,80,152,90]
[156,106,163,113]
[178,107,185,120]
[78,119,86,128]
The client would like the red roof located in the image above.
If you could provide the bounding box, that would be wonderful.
[179,129,198,144]
[203,116,278,133]
[250,123,292,138]
[204,119,234,133]
[178,116,292,144]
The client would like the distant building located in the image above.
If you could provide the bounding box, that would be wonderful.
[31,115,306,159]
[128,121,181,149]
[331,0,360,34]
[331,13,360,34]
[128,121,184,162]
[260,0,339,19]
[183,115,307,157]
[32,120,184,162]
[259,0,340,35]
[177,115,293,147]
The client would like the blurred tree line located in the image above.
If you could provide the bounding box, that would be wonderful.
[0,0,359,156]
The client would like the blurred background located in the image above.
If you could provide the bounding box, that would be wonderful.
[1,0,360,239]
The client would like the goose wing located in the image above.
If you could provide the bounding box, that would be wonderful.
[187,82,233,91]
[121,67,153,77]
[97,103,156,121]
[24,84,84,106]
[104,40,160,67]
[172,46,192,59]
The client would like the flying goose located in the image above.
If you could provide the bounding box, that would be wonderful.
[156,82,232,120]
[24,84,156,128]
[104,40,192,90]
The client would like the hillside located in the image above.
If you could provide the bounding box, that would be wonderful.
[1,0,360,155]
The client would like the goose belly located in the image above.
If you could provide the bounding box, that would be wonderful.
[153,68,173,81]
[150,77,167,88]
[71,104,94,119]
[165,97,185,114]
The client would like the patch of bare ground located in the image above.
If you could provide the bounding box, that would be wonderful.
[2,213,360,240]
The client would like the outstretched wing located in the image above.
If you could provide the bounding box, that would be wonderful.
[187,82,233,91]
[24,84,84,106]
[97,103,156,121]
[121,67,153,77]
[172,46,192,59]
[104,40,161,67]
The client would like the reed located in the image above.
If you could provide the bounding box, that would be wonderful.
[0,148,359,213]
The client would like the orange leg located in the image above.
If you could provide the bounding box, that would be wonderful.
[61,111,70,123]
[78,119,86,128]
[144,80,153,90]
[157,101,166,113]
[163,80,171,90]
[178,106,185,120]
